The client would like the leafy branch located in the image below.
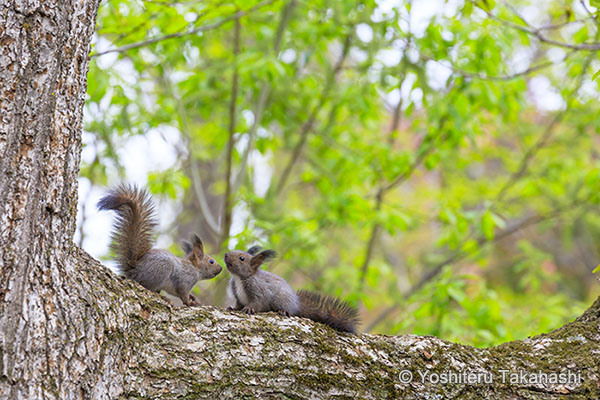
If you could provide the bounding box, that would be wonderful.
[480,1,600,51]
[92,0,276,58]
[274,31,353,196]
[365,196,594,333]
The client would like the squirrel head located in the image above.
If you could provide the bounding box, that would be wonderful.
[181,233,222,279]
[224,247,277,278]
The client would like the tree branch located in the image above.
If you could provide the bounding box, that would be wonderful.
[494,41,596,203]
[579,0,599,26]
[364,42,598,328]
[274,31,353,196]
[494,113,562,203]
[66,251,600,398]
[92,0,275,58]
[189,159,221,235]
[358,27,416,288]
[365,198,591,333]
[219,15,241,251]
[155,67,221,236]
[367,38,600,330]
[232,0,297,191]
[409,42,577,82]
[483,4,600,51]
[358,89,407,287]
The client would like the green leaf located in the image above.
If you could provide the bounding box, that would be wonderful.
[475,0,495,12]
[481,210,495,240]
[592,69,600,81]
[593,265,600,274]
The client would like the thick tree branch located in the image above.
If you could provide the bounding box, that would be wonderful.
[66,252,600,398]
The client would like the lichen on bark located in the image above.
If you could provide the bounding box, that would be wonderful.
[67,251,600,399]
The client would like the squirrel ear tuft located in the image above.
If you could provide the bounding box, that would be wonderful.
[190,233,204,257]
[250,249,277,269]
[260,250,277,262]
[191,233,202,246]
[247,245,262,255]
[182,241,192,254]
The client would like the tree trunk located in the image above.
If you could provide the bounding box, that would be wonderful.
[0,0,101,397]
[0,1,599,399]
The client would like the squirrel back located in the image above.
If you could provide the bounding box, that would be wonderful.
[97,184,157,273]
[225,247,359,333]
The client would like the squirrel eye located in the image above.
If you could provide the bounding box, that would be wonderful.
[239,256,245,261]
[209,259,214,264]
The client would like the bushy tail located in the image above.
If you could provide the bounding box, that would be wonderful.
[297,290,359,333]
[97,184,157,272]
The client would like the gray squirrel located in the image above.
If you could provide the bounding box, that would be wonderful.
[97,184,222,306]
[225,246,359,333]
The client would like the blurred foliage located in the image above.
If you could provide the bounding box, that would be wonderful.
[82,0,600,346]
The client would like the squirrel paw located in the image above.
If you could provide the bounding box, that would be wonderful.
[241,305,255,315]
[277,310,291,317]
[186,294,201,307]
[160,295,174,306]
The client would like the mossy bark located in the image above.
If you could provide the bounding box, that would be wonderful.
[1,0,599,399]
[8,248,600,399]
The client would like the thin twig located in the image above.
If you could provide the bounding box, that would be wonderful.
[220,15,242,250]
[357,69,407,287]
[537,17,595,31]
[232,0,297,191]
[358,20,416,287]
[502,0,595,33]
[275,32,353,196]
[494,36,597,204]
[156,67,221,235]
[188,160,221,235]
[495,114,562,203]
[410,43,577,82]
[483,5,600,51]
[365,199,588,333]
[92,0,275,57]
[579,0,599,27]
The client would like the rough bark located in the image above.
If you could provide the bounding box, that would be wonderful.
[6,249,600,399]
[0,0,101,397]
[1,0,600,399]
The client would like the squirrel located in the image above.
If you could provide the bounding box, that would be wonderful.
[97,184,222,306]
[224,246,359,333]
